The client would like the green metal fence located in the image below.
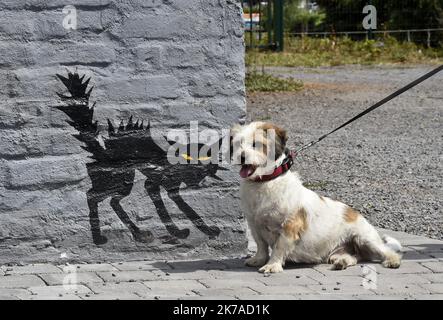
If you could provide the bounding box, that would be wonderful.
[241,0,284,51]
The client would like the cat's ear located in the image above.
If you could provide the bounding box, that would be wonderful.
[210,136,224,149]
[164,136,181,146]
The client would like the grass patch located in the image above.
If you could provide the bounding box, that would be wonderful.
[246,36,443,68]
[246,72,303,92]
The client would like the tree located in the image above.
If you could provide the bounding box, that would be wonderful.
[284,0,326,33]
[315,0,443,45]
[386,0,443,29]
[316,0,443,30]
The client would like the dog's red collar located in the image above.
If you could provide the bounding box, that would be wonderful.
[253,151,295,182]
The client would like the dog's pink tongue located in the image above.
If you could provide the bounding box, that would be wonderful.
[240,165,253,178]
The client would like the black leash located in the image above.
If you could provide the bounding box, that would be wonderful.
[295,65,443,155]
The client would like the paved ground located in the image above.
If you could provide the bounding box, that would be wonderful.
[1,229,442,300]
[248,65,442,240]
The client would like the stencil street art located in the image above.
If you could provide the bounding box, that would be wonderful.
[54,71,223,245]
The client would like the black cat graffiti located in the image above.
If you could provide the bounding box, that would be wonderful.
[54,71,223,245]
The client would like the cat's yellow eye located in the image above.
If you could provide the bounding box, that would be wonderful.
[181,153,193,161]
[181,154,211,161]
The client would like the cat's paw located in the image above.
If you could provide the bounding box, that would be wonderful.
[93,235,108,245]
[259,262,283,274]
[207,226,221,238]
[172,228,190,239]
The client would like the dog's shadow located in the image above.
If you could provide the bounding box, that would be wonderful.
[401,243,443,260]
[151,258,317,274]
[152,242,443,274]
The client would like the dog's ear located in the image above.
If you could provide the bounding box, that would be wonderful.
[259,123,287,146]
[273,126,287,146]
[258,123,288,160]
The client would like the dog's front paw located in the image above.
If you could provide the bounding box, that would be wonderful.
[245,256,268,267]
[259,262,283,274]
[382,253,401,269]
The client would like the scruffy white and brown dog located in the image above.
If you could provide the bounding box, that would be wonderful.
[231,121,402,273]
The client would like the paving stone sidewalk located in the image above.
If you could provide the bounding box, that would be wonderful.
[1,229,442,300]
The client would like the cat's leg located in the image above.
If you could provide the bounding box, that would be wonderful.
[110,170,153,243]
[145,183,190,239]
[110,193,154,243]
[87,189,107,245]
[167,189,221,238]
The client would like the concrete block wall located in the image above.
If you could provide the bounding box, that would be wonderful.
[0,0,246,264]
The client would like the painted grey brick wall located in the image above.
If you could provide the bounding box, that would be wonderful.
[0,0,246,264]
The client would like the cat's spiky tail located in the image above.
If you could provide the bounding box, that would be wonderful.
[57,71,93,101]
[55,71,104,159]
[55,71,98,132]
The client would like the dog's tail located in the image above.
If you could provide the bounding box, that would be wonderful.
[382,234,403,253]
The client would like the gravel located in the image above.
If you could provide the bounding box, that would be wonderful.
[246,65,442,240]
